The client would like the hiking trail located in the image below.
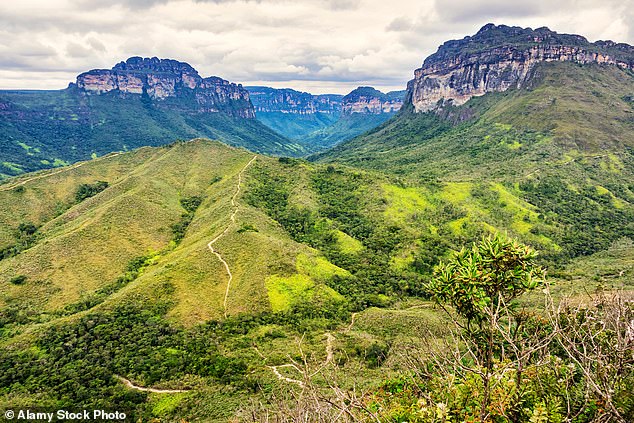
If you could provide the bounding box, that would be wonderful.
[207,155,257,318]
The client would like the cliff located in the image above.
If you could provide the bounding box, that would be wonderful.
[407,24,634,112]
[341,87,405,114]
[74,57,255,118]
[245,86,342,115]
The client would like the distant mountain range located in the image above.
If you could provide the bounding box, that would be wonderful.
[246,85,406,149]
[0,57,299,179]
[0,57,406,179]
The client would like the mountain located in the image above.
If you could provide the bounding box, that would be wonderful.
[407,23,633,112]
[245,85,405,151]
[316,24,634,259]
[341,86,405,114]
[2,25,633,420]
[302,87,406,150]
[0,57,302,179]
[245,86,342,139]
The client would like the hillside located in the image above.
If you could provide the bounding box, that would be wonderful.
[0,58,301,179]
[5,135,631,419]
[316,26,634,260]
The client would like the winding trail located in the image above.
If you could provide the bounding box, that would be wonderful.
[207,155,257,319]
[346,312,358,332]
[115,376,188,394]
[268,332,336,387]
[0,152,124,192]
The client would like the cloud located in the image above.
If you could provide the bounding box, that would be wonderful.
[0,0,632,93]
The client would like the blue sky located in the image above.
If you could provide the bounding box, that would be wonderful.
[1,0,632,93]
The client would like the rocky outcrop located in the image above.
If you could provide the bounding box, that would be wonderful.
[74,57,255,118]
[342,87,405,114]
[246,86,342,115]
[407,24,634,112]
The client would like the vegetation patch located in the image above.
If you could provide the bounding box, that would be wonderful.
[265,274,314,312]
[171,195,203,243]
[75,180,109,202]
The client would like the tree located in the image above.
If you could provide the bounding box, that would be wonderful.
[426,234,545,421]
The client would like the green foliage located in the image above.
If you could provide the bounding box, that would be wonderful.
[75,180,109,202]
[427,234,544,327]
[171,195,203,243]
[245,161,417,309]
[0,222,40,261]
[9,275,27,285]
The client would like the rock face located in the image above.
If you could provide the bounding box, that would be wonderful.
[341,87,405,115]
[407,24,634,112]
[246,86,342,115]
[75,57,255,118]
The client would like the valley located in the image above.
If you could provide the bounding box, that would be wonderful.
[0,23,633,422]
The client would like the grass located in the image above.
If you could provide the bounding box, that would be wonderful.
[334,230,364,254]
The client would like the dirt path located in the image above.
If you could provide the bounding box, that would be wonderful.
[325,332,335,364]
[207,155,257,319]
[0,152,124,192]
[268,332,336,387]
[346,312,358,332]
[115,376,188,394]
[267,364,305,387]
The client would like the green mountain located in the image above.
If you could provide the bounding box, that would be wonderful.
[316,25,634,261]
[1,24,633,421]
[0,58,302,180]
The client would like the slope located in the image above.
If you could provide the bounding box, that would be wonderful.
[315,62,634,260]
[1,136,632,420]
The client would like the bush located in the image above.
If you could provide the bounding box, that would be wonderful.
[75,181,109,202]
[9,275,27,285]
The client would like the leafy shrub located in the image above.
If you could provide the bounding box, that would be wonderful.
[9,275,27,285]
[75,181,109,202]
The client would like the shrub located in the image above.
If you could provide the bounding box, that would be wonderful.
[75,181,109,202]
[9,275,27,285]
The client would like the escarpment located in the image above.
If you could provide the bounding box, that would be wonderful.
[407,24,634,112]
[74,57,255,118]
[341,87,405,115]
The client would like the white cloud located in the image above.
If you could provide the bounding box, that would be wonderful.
[0,0,632,93]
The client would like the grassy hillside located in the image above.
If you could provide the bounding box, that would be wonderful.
[0,88,302,179]
[0,136,632,420]
[316,62,634,260]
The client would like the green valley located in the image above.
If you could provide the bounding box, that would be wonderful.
[1,23,633,423]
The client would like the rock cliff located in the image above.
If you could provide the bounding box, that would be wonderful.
[246,86,342,115]
[74,57,255,118]
[341,87,405,114]
[407,24,634,112]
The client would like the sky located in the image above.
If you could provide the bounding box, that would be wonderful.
[1,0,633,94]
